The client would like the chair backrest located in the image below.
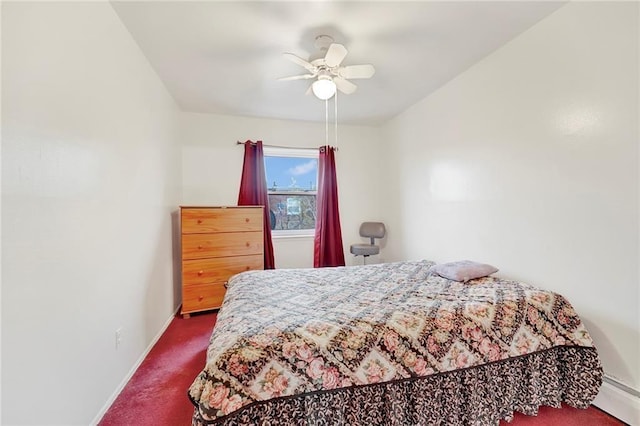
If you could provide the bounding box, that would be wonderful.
[359,222,386,243]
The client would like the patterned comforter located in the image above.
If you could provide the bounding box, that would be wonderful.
[188,260,602,425]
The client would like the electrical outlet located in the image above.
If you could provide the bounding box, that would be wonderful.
[115,328,122,350]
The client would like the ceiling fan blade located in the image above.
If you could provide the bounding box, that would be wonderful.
[324,43,348,67]
[278,74,315,81]
[334,76,357,95]
[283,53,317,73]
[339,64,375,79]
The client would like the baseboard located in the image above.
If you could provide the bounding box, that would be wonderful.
[593,378,640,425]
[90,308,180,425]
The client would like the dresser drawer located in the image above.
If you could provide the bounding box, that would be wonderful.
[182,207,263,234]
[182,231,263,260]
[183,255,264,285]
[182,282,226,313]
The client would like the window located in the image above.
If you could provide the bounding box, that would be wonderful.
[263,147,318,236]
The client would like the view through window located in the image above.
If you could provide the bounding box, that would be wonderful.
[264,148,318,234]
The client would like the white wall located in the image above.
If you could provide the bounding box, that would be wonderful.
[180,111,385,268]
[2,2,181,424]
[381,0,639,409]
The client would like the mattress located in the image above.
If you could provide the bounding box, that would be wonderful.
[188,260,602,425]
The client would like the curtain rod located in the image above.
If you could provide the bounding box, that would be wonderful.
[235,141,338,151]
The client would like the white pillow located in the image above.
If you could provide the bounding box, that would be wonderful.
[430,260,498,282]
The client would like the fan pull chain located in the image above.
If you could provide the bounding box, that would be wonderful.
[334,90,338,150]
[325,98,329,147]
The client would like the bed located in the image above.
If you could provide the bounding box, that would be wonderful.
[188,260,602,425]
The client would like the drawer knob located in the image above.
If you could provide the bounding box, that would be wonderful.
[198,295,204,301]
[198,245,203,249]
[197,219,203,224]
[245,242,250,247]
[245,266,250,271]
[198,270,204,276]
[245,218,249,222]
[223,281,228,288]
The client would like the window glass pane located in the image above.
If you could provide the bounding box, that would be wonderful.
[265,156,317,192]
[264,155,318,231]
[268,194,316,230]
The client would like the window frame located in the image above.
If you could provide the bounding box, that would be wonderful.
[263,146,319,238]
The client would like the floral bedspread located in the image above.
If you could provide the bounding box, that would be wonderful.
[188,260,599,423]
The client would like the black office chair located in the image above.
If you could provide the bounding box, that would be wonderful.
[350,222,386,264]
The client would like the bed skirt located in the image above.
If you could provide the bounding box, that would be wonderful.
[191,345,602,425]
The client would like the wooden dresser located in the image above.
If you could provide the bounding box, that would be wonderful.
[180,206,264,318]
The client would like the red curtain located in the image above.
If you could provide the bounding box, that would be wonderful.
[314,146,345,268]
[237,140,275,269]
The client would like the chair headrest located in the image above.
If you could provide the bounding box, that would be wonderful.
[359,222,386,239]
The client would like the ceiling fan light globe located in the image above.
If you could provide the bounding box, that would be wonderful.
[312,79,336,100]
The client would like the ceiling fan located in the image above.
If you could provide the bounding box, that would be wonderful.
[278,35,375,100]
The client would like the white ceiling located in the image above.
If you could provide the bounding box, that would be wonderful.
[112,1,565,125]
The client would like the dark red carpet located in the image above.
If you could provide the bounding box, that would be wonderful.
[99,311,624,425]
[502,405,624,425]
[99,312,217,426]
